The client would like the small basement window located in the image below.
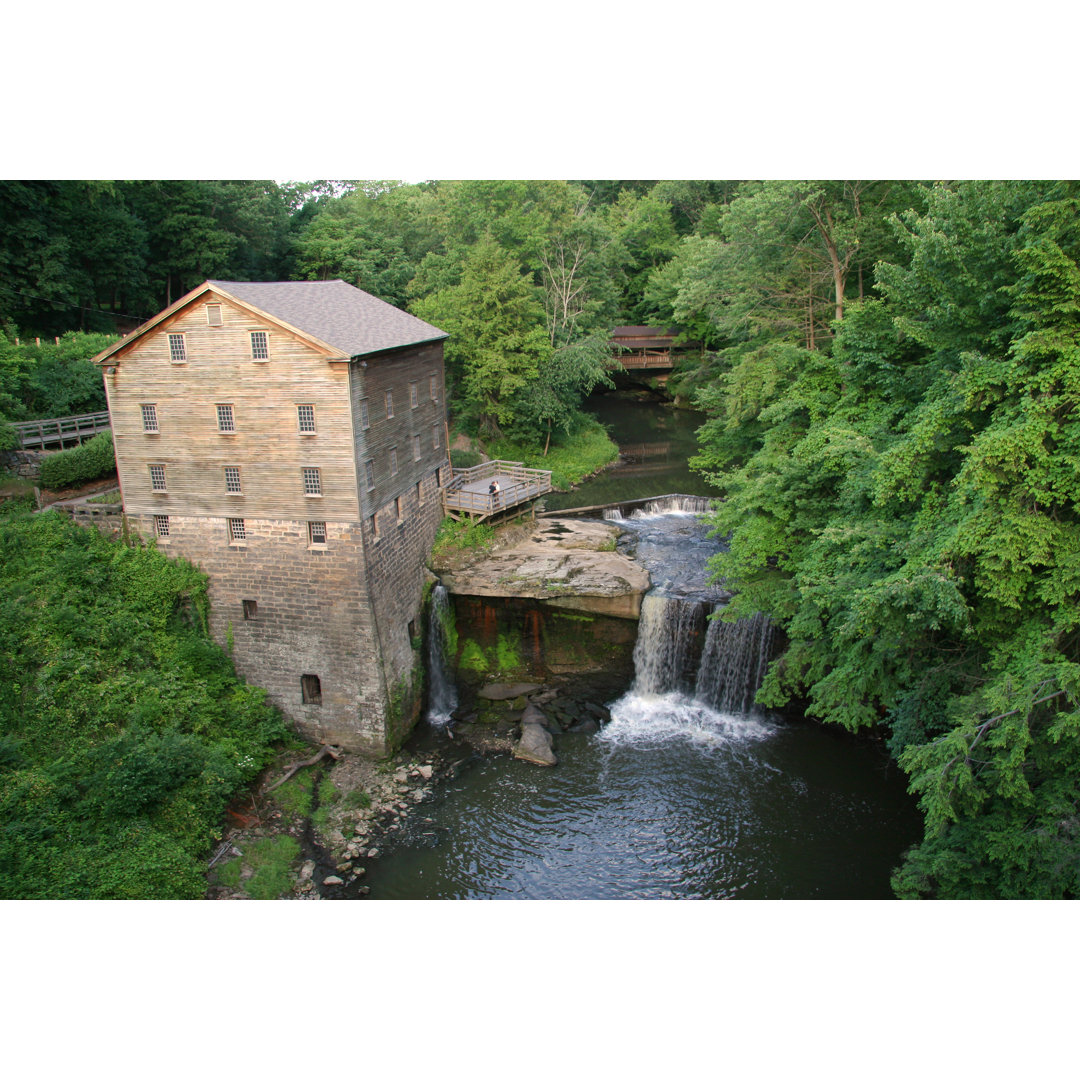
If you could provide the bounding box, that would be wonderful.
[395,496,403,524]
[251,331,270,361]
[242,599,257,620]
[301,674,322,705]
[154,515,169,537]
[168,333,186,364]
[309,521,327,545]
[228,518,246,542]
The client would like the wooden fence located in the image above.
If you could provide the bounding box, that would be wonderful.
[13,412,111,451]
[443,459,553,520]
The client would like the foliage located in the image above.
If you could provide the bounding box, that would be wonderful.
[490,412,618,490]
[38,430,116,491]
[0,511,288,898]
[0,330,116,422]
[430,517,496,561]
[215,835,302,900]
[690,179,1080,897]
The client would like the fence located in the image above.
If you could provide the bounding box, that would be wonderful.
[13,412,111,451]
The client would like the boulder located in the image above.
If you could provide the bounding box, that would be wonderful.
[514,722,557,766]
[323,875,344,886]
[478,682,543,700]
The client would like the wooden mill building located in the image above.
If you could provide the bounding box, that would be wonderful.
[93,279,449,756]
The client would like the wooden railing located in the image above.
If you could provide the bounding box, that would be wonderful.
[12,412,111,451]
[443,459,553,519]
[618,350,673,370]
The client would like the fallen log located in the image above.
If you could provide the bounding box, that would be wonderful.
[265,744,341,793]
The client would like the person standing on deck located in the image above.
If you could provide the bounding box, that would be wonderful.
[489,479,500,509]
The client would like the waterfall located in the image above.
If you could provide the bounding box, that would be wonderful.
[630,594,773,713]
[694,608,775,714]
[426,585,457,726]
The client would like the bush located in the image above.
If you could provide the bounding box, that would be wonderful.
[39,430,116,491]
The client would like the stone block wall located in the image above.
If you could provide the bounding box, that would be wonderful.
[129,512,392,754]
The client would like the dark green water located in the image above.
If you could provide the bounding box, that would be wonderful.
[364,391,922,900]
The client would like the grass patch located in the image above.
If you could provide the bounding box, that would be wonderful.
[341,788,372,810]
[430,516,496,561]
[270,773,314,818]
[87,489,122,504]
[490,413,618,490]
[217,835,302,899]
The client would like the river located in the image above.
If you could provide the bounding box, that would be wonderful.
[364,391,922,899]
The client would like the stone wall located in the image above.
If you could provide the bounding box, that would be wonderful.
[1,449,46,480]
[129,512,392,754]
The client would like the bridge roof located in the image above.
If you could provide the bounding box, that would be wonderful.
[612,326,677,348]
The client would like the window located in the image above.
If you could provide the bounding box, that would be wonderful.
[365,460,374,490]
[206,304,223,326]
[168,333,186,364]
[250,331,269,361]
[217,404,235,433]
[432,424,439,449]
[309,521,327,545]
[242,599,257,620]
[390,448,398,475]
[395,496,403,524]
[301,674,322,705]
[416,480,423,506]
[229,518,246,542]
[154,514,169,537]
[430,374,438,400]
[360,399,370,430]
[149,464,167,492]
[141,404,159,433]
[413,433,421,461]
[410,381,418,408]
[224,466,242,494]
[370,511,379,538]
[302,467,322,496]
[297,404,316,434]
[385,389,394,419]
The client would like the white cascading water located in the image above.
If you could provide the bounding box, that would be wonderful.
[426,585,458,726]
[603,503,777,749]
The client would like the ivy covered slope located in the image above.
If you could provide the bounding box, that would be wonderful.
[692,181,1080,898]
[0,512,287,899]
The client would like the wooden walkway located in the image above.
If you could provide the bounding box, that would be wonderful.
[442,460,553,521]
[12,411,111,451]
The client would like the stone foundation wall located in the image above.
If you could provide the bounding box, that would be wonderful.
[129,512,392,754]
[1,449,46,480]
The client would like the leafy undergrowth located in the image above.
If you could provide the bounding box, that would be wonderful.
[490,413,618,490]
[0,511,289,898]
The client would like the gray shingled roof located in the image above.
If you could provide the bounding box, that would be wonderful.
[209,279,447,358]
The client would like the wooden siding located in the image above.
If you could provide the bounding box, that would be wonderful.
[350,340,449,519]
[105,294,361,521]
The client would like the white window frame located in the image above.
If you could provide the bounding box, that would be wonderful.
[154,514,169,537]
[224,466,243,494]
[149,464,167,492]
[297,404,316,435]
[302,467,322,496]
[308,521,327,546]
[168,333,187,364]
[217,403,235,433]
[250,330,270,361]
[228,518,246,542]
[141,404,159,433]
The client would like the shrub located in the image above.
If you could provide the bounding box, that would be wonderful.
[39,430,116,491]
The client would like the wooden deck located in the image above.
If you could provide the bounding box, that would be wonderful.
[13,411,111,451]
[442,459,553,521]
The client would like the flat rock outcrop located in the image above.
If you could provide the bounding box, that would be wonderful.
[435,518,649,619]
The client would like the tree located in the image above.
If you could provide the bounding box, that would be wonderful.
[411,235,551,438]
